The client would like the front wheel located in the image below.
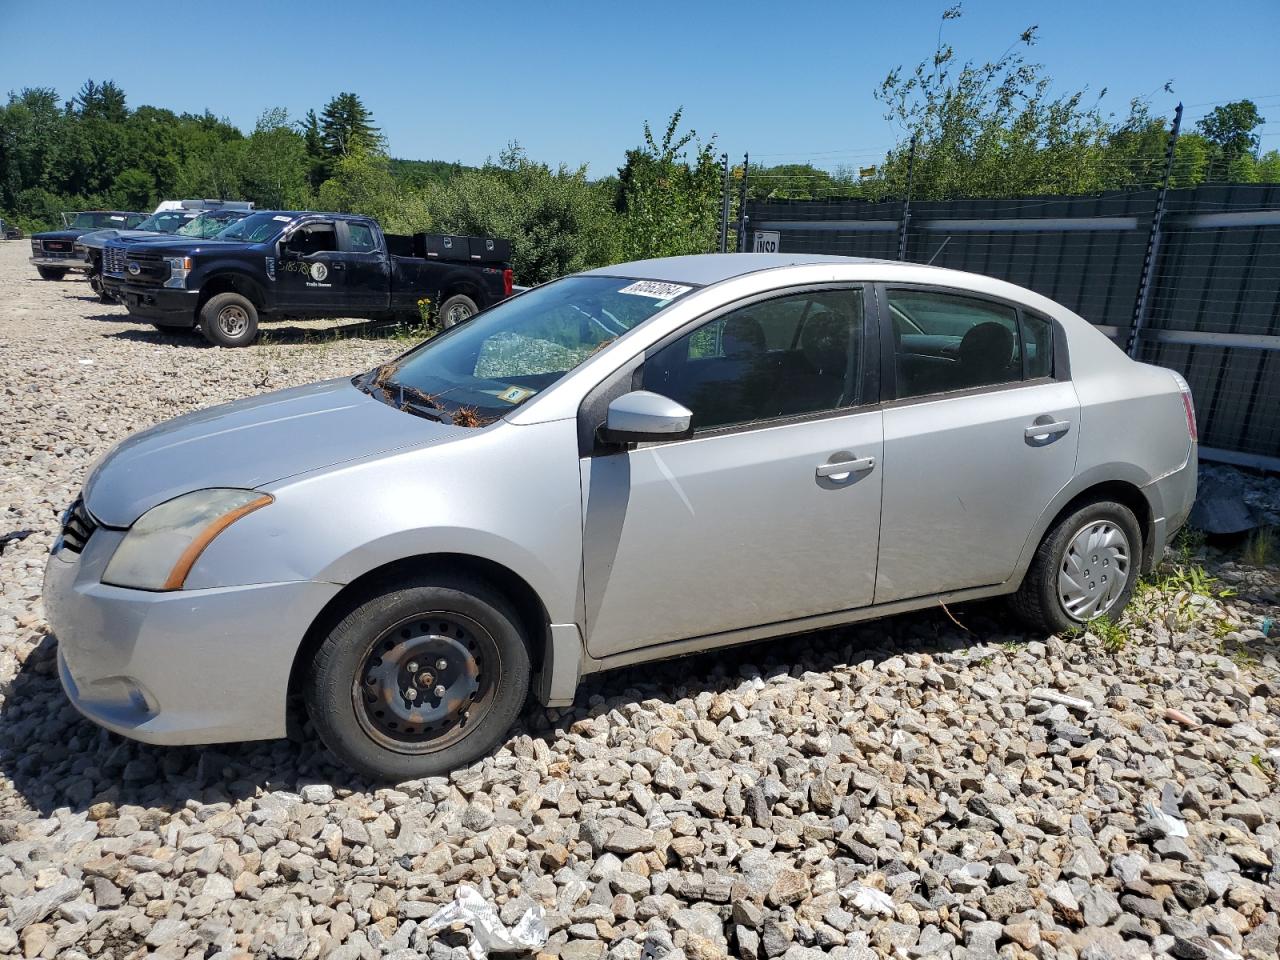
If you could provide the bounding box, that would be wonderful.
[439,293,479,328]
[1011,500,1142,635]
[305,574,531,780]
[199,292,259,347]
[36,266,67,281]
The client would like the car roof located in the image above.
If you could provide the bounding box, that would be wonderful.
[583,253,895,286]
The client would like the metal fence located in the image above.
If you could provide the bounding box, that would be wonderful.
[742,184,1280,471]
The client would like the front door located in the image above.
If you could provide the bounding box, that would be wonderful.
[276,220,343,311]
[582,286,884,659]
[338,220,391,311]
[874,286,1080,602]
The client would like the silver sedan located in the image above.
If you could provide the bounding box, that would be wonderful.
[44,254,1198,778]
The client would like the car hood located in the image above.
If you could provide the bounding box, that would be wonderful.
[77,228,165,249]
[117,236,239,257]
[84,378,464,527]
[34,229,85,242]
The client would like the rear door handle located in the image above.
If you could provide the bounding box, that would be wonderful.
[330,262,346,271]
[1025,419,1071,440]
[816,456,876,480]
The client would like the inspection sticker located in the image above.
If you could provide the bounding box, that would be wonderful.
[618,280,692,300]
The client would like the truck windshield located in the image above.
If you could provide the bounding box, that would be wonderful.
[133,211,197,233]
[177,212,248,238]
[216,212,291,243]
[69,212,133,229]
[359,275,694,425]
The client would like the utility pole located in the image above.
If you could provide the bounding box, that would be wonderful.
[1126,103,1183,358]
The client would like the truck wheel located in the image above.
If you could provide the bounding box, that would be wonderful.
[36,267,67,281]
[440,293,479,328]
[305,573,531,780]
[199,292,259,347]
[1010,499,1142,635]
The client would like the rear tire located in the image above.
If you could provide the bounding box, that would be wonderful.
[305,574,531,781]
[1011,500,1142,635]
[439,293,479,328]
[36,266,67,281]
[199,292,259,347]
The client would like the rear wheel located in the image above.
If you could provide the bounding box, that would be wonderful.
[305,574,531,780]
[439,293,479,328]
[1011,500,1142,635]
[36,266,67,281]
[199,292,259,347]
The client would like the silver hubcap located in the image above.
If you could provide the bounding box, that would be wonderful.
[352,614,495,753]
[218,305,248,337]
[1058,520,1130,621]
[445,303,472,327]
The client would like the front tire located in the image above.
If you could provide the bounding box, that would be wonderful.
[36,266,67,281]
[199,292,259,347]
[439,293,479,328]
[305,574,531,780]
[1011,500,1142,635]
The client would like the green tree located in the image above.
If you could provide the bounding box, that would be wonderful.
[1196,100,1264,165]
[240,108,312,208]
[319,92,382,157]
[870,8,1119,199]
[112,167,156,209]
[615,109,721,259]
[429,144,618,284]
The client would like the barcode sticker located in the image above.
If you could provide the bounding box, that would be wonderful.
[618,280,692,300]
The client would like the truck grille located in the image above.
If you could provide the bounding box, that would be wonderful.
[59,498,98,555]
[42,239,72,252]
[103,245,127,277]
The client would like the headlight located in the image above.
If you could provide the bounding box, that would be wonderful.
[103,489,272,591]
[163,256,193,289]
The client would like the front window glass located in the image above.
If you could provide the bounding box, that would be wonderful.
[347,222,377,252]
[643,289,864,432]
[216,212,291,243]
[362,276,692,424]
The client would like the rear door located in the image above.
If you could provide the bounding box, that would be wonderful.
[338,220,391,311]
[874,285,1079,602]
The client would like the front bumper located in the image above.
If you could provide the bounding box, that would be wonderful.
[44,527,341,745]
[114,282,199,325]
[31,254,89,271]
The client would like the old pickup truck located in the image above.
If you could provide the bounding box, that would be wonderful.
[105,211,514,346]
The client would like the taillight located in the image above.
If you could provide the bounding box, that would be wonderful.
[502,268,513,297]
[1171,372,1198,442]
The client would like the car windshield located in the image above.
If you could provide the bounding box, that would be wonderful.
[360,275,694,424]
[70,212,133,229]
[216,211,290,243]
[177,211,248,238]
[134,211,197,234]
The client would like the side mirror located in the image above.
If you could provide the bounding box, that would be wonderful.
[602,390,694,444]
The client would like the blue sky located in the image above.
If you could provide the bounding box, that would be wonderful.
[2,0,1278,175]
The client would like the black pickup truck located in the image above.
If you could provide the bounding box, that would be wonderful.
[106,211,514,346]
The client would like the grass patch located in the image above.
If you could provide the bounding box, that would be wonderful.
[1089,615,1128,654]
[1242,526,1276,568]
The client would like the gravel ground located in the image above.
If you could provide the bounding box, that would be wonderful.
[1,240,1278,960]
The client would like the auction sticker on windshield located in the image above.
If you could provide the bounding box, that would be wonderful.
[618,280,692,300]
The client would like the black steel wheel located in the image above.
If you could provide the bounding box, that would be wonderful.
[305,574,530,780]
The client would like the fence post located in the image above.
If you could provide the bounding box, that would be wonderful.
[1126,103,1183,358]
[897,134,918,261]
[737,152,750,252]
[718,152,731,253]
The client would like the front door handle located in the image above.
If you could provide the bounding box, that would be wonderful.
[816,456,876,480]
[330,262,346,271]
[1025,419,1071,441]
